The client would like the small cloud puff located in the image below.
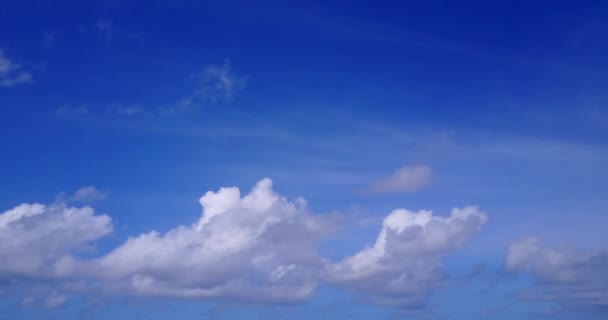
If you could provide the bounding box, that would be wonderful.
[70,186,110,203]
[371,164,433,194]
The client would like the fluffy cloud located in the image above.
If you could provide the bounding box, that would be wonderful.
[327,206,488,307]
[0,179,487,308]
[0,49,33,87]
[0,203,112,279]
[83,179,334,302]
[370,164,433,193]
[506,237,608,311]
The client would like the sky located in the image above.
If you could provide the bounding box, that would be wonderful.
[1,0,608,319]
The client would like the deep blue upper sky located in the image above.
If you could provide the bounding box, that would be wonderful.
[1,1,608,319]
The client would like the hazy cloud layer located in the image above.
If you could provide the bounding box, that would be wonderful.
[0,49,33,87]
[506,237,608,311]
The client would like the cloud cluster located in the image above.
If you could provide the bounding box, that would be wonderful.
[371,164,433,194]
[327,206,488,307]
[0,179,486,308]
[0,49,33,87]
[506,237,608,311]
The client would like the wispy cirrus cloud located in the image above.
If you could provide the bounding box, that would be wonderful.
[58,60,248,118]
[179,59,249,108]
[0,49,33,87]
[198,58,249,102]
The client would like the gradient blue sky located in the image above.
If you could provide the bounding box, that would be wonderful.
[1,1,608,319]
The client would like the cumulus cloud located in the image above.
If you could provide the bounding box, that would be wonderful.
[83,179,334,302]
[506,237,608,311]
[327,206,488,307]
[0,49,33,87]
[371,164,433,194]
[0,203,112,279]
[0,178,487,309]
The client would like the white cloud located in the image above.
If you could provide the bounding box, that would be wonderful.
[69,186,110,203]
[327,206,488,307]
[82,178,334,302]
[506,237,608,310]
[0,49,33,87]
[0,203,112,279]
[0,178,487,309]
[371,164,433,193]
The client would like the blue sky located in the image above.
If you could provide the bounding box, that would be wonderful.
[1,1,608,319]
